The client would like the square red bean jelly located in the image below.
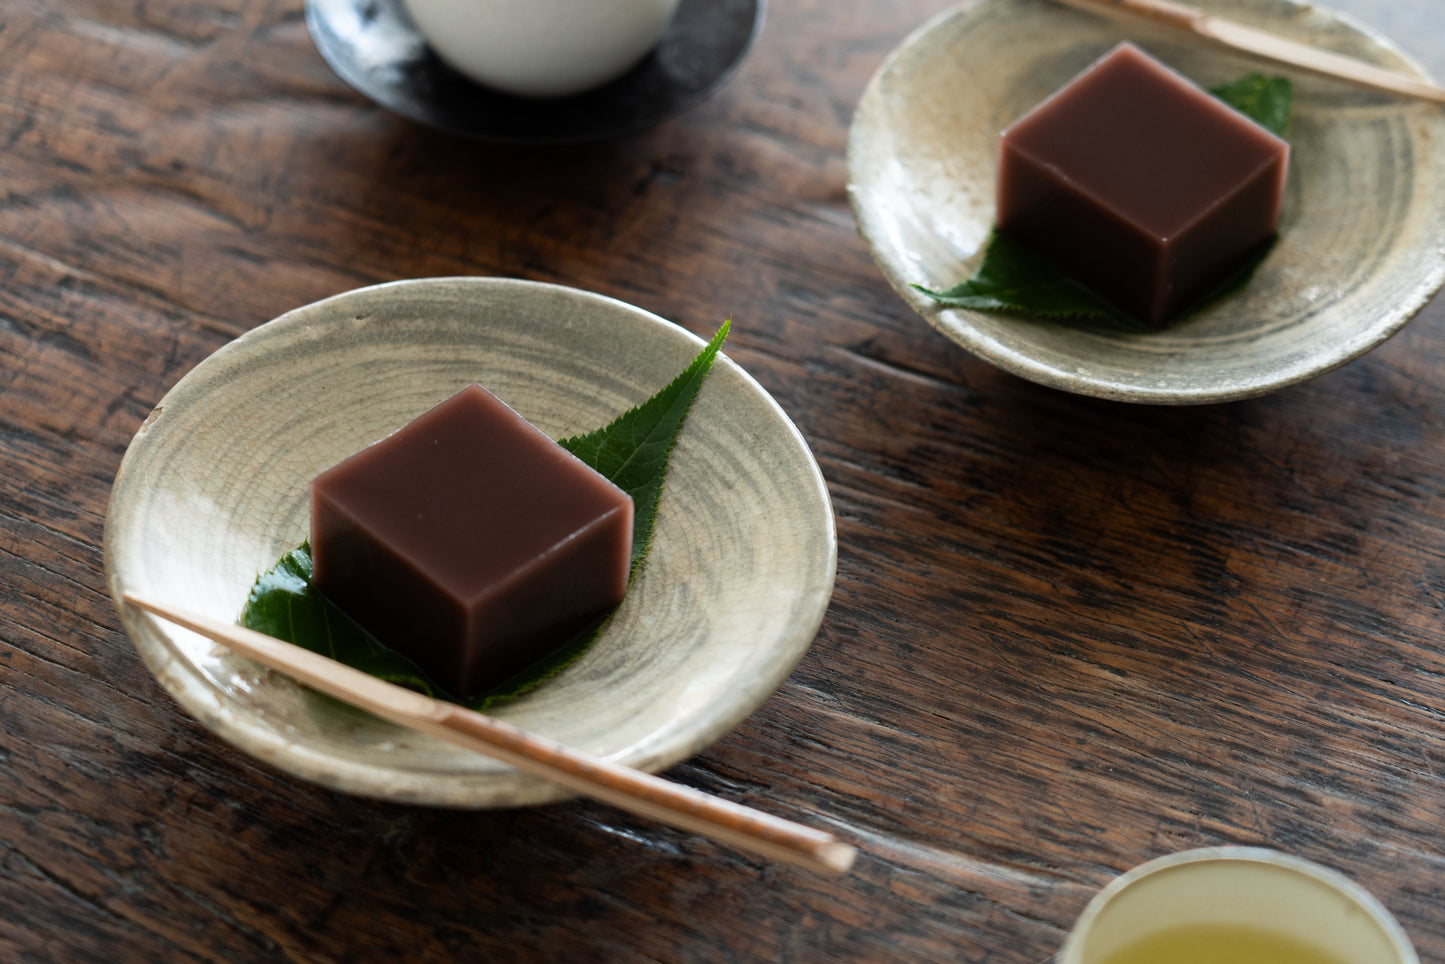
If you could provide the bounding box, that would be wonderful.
[996,42,1290,326]
[310,384,633,698]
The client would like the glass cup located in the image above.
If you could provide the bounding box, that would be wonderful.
[1060,847,1418,964]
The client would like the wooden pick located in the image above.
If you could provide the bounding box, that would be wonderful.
[123,591,857,877]
[1052,0,1445,104]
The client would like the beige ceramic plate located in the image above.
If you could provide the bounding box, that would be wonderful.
[847,0,1445,404]
[104,278,836,808]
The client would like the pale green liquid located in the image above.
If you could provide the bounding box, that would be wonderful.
[1097,923,1351,964]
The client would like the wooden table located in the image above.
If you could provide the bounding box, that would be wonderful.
[4,0,1443,960]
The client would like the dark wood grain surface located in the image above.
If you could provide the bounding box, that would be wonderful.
[4,0,1444,960]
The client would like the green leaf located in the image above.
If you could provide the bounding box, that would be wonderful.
[241,543,437,695]
[913,230,1128,324]
[239,322,730,710]
[1210,73,1293,137]
[559,319,730,573]
[916,73,1292,326]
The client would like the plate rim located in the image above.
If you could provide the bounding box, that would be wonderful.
[103,276,837,807]
[846,0,1445,405]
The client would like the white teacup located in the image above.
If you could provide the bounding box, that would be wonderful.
[1060,847,1418,964]
[400,0,684,98]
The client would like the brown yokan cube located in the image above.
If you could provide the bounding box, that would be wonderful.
[996,42,1290,326]
[310,383,633,698]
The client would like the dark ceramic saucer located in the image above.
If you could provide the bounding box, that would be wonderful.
[304,0,764,145]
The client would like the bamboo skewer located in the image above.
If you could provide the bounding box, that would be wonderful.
[1051,0,1445,105]
[123,591,858,877]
